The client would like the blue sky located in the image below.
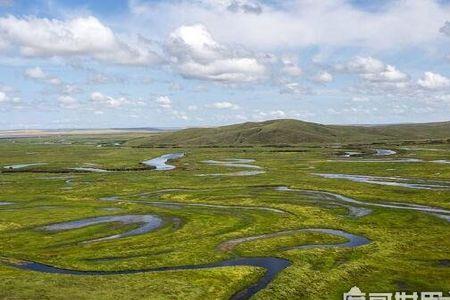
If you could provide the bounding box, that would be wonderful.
[0,0,450,129]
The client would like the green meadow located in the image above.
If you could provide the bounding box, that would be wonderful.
[0,134,449,299]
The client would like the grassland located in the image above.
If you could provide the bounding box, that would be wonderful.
[0,134,449,299]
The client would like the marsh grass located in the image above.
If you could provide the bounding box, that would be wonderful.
[0,136,448,299]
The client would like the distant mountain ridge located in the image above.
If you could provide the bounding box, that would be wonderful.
[127,119,450,146]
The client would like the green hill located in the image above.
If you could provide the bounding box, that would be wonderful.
[128,119,450,146]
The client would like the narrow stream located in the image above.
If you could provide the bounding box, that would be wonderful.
[199,158,265,176]
[4,227,369,300]
[276,186,450,221]
[139,200,287,214]
[3,163,47,170]
[69,167,110,173]
[142,153,185,170]
[314,173,450,190]
[374,149,397,156]
[41,214,163,243]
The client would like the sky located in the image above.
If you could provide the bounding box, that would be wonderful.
[0,0,450,129]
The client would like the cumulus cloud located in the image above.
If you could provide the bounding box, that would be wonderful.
[24,67,46,79]
[166,24,267,83]
[58,95,79,109]
[0,85,21,106]
[0,91,7,103]
[90,91,126,108]
[340,56,385,74]
[0,15,161,65]
[225,0,263,14]
[131,0,450,50]
[361,65,408,82]
[279,82,307,95]
[340,57,409,87]
[171,110,189,120]
[155,95,172,109]
[61,84,82,95]
[313,71,333,83]
[280,55,302,77]
[417,72,450,89]
[209,101,239,109]
[24,67,62,85]
[269,110,286,118]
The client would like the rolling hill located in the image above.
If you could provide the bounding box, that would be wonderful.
[127,119,450,146]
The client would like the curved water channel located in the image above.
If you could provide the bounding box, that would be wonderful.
[314,173,450,190]
[374,149,397,156]
[137,200,288,214]
[336,148,450,164]
[142,153,185,170]
[2,153,185,173]
[198,158,265,177]
[70,167,110,173]
[276,186,450,221]
[340,148,396,158]
[218,228,370,252]
[41,214,163,243]
[2,186,373,299]
[3,163,47,170]
[275,186,372,218]
[3,154,448,299]
[4,225,369,300]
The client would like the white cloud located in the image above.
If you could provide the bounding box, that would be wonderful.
[269,110,286,118]
[279,82,307,95]
[351,96,369,102]
[131,0,450,50]
[313,71,333,83]
[361,65,408,82]
[155,95,172,109]
[417,72,450,89]
[341,57,409,93]
[24,67,46,79]
[341,56,385,74]
[88,73,118,84]
[171,110,189,120]
[90,91,126,108]
[199,0,263,14]
[0,91,7,103]
[0,15,161,65]
[47,77,62,86]
[166,24,267,83]
[280,55,302,77]
[61,84,81,95]
[210,101,240,109]
[225,0,263,14]
[58,95,79,109]
[24,67,62,86]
